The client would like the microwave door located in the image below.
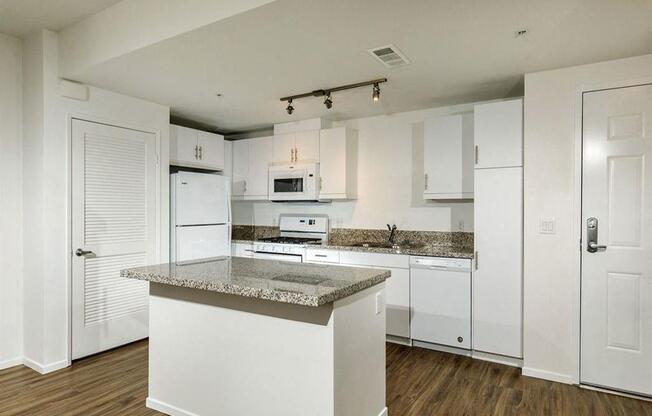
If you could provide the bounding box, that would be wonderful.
[273,177,304,193]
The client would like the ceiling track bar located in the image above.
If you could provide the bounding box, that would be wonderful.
[280,78,388,102]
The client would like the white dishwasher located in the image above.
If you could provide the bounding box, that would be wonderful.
[410,256,472,349]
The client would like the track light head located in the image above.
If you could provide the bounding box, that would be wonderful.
[286,99,294,115]
[372,83,380,102]
[324,93,333,109]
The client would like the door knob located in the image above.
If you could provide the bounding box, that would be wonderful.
[75,248,94,257]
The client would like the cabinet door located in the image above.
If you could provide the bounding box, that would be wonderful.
[170,125,198,165]
[247,137,273,199]
[197,131,225,170]
[474,99,523,169]
[424,114,474,199]
[231,140,249,197]
[272,132,295,164]
[385,267,410,338]
[319,127,346,196]
[473,167,523,358]
[294,130,320,162]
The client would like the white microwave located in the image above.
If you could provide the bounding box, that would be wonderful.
[268,163,320,202]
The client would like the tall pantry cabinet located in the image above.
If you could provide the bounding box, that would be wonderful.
[472,98,523,359]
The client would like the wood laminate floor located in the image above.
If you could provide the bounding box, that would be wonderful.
[1,340,651,415]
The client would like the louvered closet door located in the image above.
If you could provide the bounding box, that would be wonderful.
[72,119,158,360]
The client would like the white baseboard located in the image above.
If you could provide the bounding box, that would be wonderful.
[22,357,70,375]
[378,406,388,416]
[521,367,575,384]
[147,398,200,416]
[0,356,23,371]
[386,335,411,346]
[472,350,523,368]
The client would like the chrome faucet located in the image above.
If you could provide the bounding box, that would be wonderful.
[387,224,398,246]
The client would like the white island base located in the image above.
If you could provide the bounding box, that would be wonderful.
[146,282,387,416]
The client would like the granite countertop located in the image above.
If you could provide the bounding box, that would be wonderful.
[232,239,473,259]
[121,256,390,307]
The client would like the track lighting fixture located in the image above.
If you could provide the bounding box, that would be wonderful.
[324,93,333,109]
[280,78,387,115]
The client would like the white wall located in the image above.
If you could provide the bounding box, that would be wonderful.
[523,53,652,383]
[22,30,170,372]
[232,103,482,231]
[0,32,23,369]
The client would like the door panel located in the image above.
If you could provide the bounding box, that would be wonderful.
[247,137,273,198]
[474,99,523,169]
[232,139,249,197]
[175,172,229,225]
[197,131,224,170]
[170,125,198,165]
[294,130,320,162]
[176,225,231,261]
[473,167,523,358]
[273,132,295,164]
[72,119,157,360]
[581,84,652,396]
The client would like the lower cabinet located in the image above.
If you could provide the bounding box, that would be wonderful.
[232,242,254,257]
[339,251,410,339]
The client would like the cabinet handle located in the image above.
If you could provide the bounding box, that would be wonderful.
[424,173,428,190]
[319,177,323,191]
[474,251,478,270]
[194,145,199,160]
[474,145,479,165]
[243,180,247,193]
[198,145,203,160]
[314,254,327,258]
[295,147,298,162]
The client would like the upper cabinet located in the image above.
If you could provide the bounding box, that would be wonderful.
[319,127,358,200]
[170,125,225,171]
[272,130,320,164]
[423,113,474,199]
[473,98,523,169]
[232,136,273,200]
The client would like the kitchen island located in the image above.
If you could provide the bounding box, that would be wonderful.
[121,256,390,416]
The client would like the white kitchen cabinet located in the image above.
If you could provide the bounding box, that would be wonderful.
[231,140,248,197]
[170,125,225,171]
[318,127,358,200]
[272,130,319,164]
[423,113,474,199]
[473,98,523,169]
[305,248,340,264]
[247,137,273,198]
[339,251,410,339]
[232,242,254,257]
[231,137,273,200]
[473,167,523,358]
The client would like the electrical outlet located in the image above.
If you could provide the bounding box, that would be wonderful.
[539,217,556,234]
[375,292,383,315]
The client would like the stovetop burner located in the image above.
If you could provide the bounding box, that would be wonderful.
[257,236,322,245]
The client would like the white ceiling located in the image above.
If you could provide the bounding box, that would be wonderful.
[72,0,652,133]
[0,0,122,37]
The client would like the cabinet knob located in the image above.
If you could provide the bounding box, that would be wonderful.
[198,145,203,160]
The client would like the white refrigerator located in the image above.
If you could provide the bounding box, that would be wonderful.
[170,171,232,262]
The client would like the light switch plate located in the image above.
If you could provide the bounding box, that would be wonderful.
[539,217,556,234]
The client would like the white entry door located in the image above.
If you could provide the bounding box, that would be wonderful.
[72,119,158,360]
[581,84,652,396]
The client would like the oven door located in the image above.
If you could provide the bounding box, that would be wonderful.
[253,251,303,263]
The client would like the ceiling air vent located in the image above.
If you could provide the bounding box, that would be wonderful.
[368,44,410,68]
